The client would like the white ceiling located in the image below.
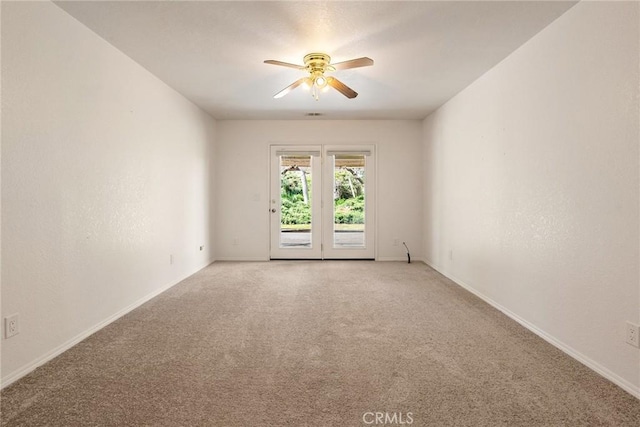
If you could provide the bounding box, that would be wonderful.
[54,1,577,120]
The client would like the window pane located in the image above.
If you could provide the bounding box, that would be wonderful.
[333,155,365,248]
[279,155,312,248]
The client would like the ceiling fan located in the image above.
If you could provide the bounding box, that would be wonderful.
[264,53,373,100]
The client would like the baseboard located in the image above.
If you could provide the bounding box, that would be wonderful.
[0,260,215,390]
[423,259,640,400]
[377,257,423,262]
[216,257,423,262]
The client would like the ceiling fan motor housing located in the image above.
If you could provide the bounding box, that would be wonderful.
[303,53,333,73]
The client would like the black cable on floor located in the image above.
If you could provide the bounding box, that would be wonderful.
[403,242,411,264]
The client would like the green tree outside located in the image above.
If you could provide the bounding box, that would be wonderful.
[280,168,364,228]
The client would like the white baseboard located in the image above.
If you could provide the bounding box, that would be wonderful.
[217,257,423,262]
[0,260,215,390]
[423,259,640,400]
[377,257,422,262]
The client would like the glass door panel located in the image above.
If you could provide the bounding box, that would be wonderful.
[322,146,375,259]
[270,146,321,259]
[279,155,313,248]
[332,155,366,248]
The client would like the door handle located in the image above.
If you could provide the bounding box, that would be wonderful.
[271,208,277,213]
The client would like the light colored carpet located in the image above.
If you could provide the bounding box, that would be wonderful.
[1,261,639,426]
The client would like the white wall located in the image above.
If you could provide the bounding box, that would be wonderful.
[423,1,639,396]
[215,120,422,261]
[1,2,216,386]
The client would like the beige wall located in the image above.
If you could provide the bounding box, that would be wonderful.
[215,120,423,261]
[1,1,217,386]
[423,1,639,395]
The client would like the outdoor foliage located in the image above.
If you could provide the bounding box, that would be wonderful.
[281,171,307,199]
[334,195,364,224]
[281,197,311,225]
[334,169,364,199]
[281,171,311,225]
[280,168,365,226]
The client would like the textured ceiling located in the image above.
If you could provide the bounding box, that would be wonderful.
[54,1,577,120]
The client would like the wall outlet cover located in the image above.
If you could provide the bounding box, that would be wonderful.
[5,314,19,339]
[626,322,640,348]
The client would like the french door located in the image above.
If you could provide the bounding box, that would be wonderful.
[269,145,375,259]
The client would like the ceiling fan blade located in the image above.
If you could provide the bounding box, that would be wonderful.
[264,60,306,70]
[331,57,374,70]
[274,77,307,99]
[327,77,358,99]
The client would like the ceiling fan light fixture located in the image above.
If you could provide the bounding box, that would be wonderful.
[265,52,373,100]
[310,72,328,100]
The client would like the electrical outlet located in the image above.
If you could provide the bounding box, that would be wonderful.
[169,254,174,265]
[393,238,399,246]
[199,245,204,251]
[5,314,19,339]
[626,322,640,348]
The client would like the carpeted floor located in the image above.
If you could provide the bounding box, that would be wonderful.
[1,261,639,426]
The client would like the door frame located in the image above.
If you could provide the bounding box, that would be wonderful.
[269,144,377,260]
[321,144,376,259]
[269,145,323,259]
